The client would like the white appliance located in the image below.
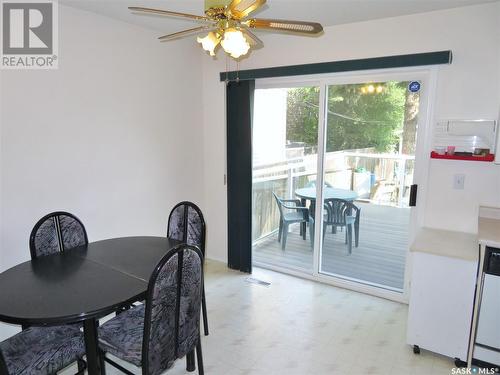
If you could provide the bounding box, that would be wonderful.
[474,248,500,366]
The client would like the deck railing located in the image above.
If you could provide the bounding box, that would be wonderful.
[252,150,414,241]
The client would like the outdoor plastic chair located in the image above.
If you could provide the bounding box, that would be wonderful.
[272,192,312,250]
[323,199,361,254]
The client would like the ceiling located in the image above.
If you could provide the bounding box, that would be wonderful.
[60,0,498,36]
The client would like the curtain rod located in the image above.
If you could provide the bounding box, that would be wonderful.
[219,50,452,82]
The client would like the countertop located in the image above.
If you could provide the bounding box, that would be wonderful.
[410,227,478,262]
[478,217,500,249]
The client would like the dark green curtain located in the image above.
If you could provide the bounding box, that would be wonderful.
[226,80,255,273]
[219,51,452,81]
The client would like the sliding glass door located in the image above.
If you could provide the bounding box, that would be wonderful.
[317,79,421,292]
[252,84,320,273]
[252,70,430,297]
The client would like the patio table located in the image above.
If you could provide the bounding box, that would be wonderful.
[295,187,358,235]
[295,187,358,202]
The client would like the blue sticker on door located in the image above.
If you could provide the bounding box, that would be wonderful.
[408,81,421,93]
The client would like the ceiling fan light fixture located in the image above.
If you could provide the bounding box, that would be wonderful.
[197,31,221,56]
[130,1,323,62]
[220,28,250,59]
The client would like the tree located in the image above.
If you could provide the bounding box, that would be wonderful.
[286,82,409,153]
[286,86,320,148]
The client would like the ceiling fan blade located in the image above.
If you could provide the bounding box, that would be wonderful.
[128,7,210,22]
[158,26,215,41]
[228,0,266,19]
[245,18,323,35]
[241,28,263,47]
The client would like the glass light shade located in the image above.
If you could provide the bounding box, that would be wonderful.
[197,32,220,56]
[220,28,250,59]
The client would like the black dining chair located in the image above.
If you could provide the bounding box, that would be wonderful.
[14,211,89,374]
[167,201,209,336]
[0,325,86,375]
[0,211,88,375]
[98,244,204,375]
[29,211,88,259]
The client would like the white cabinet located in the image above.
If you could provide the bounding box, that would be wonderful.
[407,251,478,360]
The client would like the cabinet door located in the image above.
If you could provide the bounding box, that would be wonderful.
[407,252,478,359]
[476,274,500,347]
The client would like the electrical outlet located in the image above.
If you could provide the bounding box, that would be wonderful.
[453,174,465,190]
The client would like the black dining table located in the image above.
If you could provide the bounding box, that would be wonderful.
[0,236,181,375]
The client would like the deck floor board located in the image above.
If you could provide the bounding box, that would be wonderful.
[253,202,409,290]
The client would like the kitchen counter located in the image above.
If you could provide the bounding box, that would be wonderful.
[408,207,500,365]
[410,227,478,262]
[408,227,479,361]
[478,207,500,248]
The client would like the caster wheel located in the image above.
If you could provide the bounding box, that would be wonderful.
[413,345,420,354]
[454,358,466,368]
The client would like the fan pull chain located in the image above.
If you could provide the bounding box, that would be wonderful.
[236,60,240,83]
[225,55,230,85]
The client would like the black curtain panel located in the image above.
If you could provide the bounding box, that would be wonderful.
[226,80,255,273]
[219,51,452,81]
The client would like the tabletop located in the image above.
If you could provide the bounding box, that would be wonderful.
[0,236,180,326]
[295,187,358,201]
[71,236,180,282]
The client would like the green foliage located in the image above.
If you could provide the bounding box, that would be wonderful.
[286,82,408,153]
[286,87,320,147]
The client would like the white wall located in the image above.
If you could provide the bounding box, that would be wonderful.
[0,3,204,333]
[201,2,500,261]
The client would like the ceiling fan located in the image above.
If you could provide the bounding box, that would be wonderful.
[129,0,323,59]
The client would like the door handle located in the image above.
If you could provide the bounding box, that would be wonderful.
[409,184,418,207]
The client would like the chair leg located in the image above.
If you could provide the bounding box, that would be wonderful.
[281,223,289,251]
[355,220,360,247]
[302,222,306,240]
[347,224,353,254]
[202,287,209,336]
[278,220,283,242]
[187,350,196,372]
[309,221,314,248]
[196,339,204,375]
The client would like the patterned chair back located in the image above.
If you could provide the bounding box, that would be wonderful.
[167,202,206,256]
[142,245,203,375]
[29,212,88,259]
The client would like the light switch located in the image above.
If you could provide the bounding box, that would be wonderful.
[453,174,465,190]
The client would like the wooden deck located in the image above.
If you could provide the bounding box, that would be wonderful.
[252,202,409,291]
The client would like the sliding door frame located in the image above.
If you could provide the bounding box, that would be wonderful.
[254,66,439,303]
